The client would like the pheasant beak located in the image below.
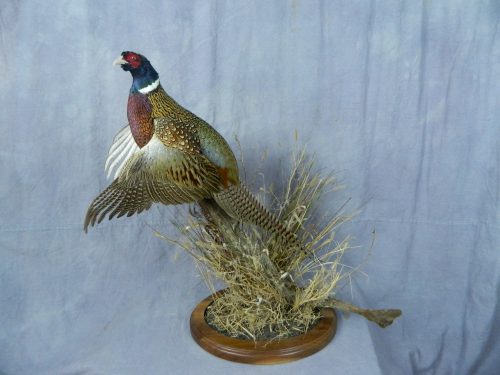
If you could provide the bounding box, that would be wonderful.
[113,56,127,66]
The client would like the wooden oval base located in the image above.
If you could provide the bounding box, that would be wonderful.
[190,291,337,365]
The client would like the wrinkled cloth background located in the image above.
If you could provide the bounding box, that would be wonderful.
[1,1,499,374]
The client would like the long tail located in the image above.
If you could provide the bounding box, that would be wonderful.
[212,184,302,248]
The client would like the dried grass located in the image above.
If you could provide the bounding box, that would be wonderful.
[156,146,401,341]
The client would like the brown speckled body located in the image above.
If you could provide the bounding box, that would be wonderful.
[146,85,240,185]
[154,117,200,154]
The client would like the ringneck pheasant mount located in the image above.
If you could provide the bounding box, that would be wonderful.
[84,51,402,362]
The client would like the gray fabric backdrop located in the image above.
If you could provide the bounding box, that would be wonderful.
[1,1,499,374]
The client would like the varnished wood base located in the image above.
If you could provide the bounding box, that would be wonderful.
[190,291,337,365]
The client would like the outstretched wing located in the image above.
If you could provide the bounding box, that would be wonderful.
[83,178,153,232]
[104,125,140,180]
[84,131,223,232]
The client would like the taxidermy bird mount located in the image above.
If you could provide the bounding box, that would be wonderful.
[83,51,301,251]
[84,51,402,337]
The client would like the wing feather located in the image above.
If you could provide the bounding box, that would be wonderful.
[107,126,130,154]
[105,126,140,179]
[84,132,223,232]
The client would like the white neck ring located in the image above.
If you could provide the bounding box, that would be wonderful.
[138,78,160,94]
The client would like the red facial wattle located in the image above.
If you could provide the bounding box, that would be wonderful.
[123,52,142,69]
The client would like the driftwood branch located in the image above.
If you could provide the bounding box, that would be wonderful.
[323,298,402,328]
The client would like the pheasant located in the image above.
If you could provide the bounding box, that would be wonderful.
[83,51,300,249]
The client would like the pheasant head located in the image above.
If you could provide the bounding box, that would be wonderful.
[113,51,159,94]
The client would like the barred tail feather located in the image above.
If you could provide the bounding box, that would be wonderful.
[213,185,301,248]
